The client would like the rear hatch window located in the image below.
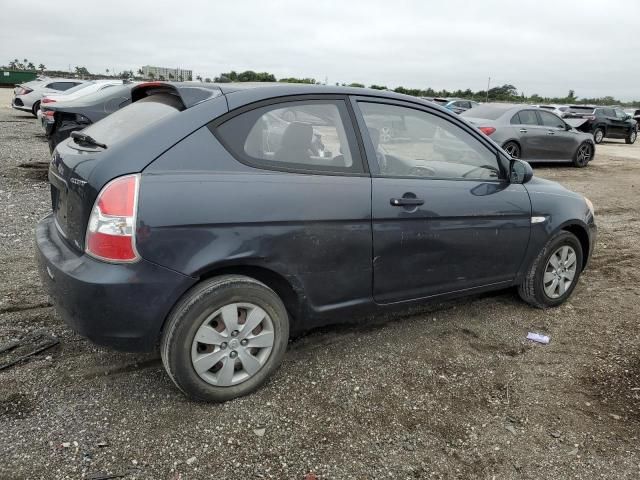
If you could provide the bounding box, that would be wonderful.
[75,93,183,148]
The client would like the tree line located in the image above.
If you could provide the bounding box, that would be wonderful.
[3,59,637,106]
[199,71,639,107]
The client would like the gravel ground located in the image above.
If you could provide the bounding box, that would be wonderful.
[1,87,640,480]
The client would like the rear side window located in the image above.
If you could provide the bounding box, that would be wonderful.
[215,100,363,174]
[517,110,539,125]
[614,109,627,119]
[80,93,183,146]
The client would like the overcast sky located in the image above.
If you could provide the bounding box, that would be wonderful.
[1,0,638,100]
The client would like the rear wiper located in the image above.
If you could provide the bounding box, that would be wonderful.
[70,131,107,149]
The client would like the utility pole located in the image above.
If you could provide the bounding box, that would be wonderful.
[486,77,491,103]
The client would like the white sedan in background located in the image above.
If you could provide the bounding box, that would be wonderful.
[12,78,87,116]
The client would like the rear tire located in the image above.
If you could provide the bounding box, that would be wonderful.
[161,275,289,402]
[625,129,637,144]
[593,127,605,144]
[573,142,593,168]
[503,141,521,159]
[518,231,583,309]
[31,101,40,117]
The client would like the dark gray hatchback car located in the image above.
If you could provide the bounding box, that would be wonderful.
[36,82,596,402]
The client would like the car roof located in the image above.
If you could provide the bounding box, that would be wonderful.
[132,81,443,110]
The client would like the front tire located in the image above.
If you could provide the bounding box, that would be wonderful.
[573,142,593,168]
[518,231,583,308]
[593,127,605,144]
[625,129,637,144]
[161,275,289,402]
[31,101,40,117]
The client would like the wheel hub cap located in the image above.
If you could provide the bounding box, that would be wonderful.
[543,246,577,299]
[191,302,275,387]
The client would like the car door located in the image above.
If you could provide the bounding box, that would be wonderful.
[614,109,631,136]
[511,109,545,160]
[537,110,576,160]
[600,108,619,136]
[352,98,531,303]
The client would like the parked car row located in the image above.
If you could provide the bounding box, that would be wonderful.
[39,81,136,152]
[462,104,596,167]
[35,82,597,402]
[422,97,479,114]
[12,77,87,116]
[415,98,638,147]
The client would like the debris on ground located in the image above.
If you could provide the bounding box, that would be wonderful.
[0,330,59,371]
[526,332,550,344]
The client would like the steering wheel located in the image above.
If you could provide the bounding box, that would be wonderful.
[409,165,436,177]
[462,165,499,178]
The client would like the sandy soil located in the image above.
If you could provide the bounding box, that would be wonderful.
[1,88,639,479]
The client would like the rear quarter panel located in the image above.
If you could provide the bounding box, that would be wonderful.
[138,127,373,321]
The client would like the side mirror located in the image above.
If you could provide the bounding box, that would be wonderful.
[564,123,572,131]
[510,159,533,184]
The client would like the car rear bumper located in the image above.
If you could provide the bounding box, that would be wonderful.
[35,214,196,352]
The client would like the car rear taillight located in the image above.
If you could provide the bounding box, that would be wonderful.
[16,86,33,95]
[478,127,496,136]
[43,110,55,119]
[86,174,140,262]
[42,97,56,104]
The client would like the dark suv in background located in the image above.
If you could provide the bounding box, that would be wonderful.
[564,106,637,144]
[36,83,597,402]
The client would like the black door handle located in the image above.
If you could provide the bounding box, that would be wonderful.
[390,197,424,207]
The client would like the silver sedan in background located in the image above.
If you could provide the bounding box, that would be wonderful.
[461,104,596,167]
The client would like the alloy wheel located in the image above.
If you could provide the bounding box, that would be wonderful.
[576,143,592,166]
[594,130,604,143]
[191,302,275,386]
[543,246,577,299]
[504,143,520,158]
[631,131,637,144]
